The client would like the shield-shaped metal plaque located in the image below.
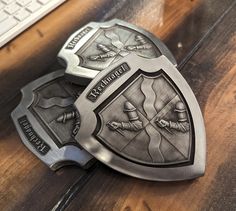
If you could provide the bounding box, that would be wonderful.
[58,19,177,85]
[74,54,206,181]
[11,70,94,170]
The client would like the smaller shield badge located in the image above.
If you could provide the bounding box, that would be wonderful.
[11,70,94,170]
[74,54,206,181]
[58,19,177,85]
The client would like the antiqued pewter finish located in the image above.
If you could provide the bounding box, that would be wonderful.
[74,54,206,181]
[11,70,94,170]
[96,73,192,166]
[58,19,177,85]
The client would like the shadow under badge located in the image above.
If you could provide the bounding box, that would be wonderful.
[74,54,206,181]
[11,70,94,170]
[58,19,177,85]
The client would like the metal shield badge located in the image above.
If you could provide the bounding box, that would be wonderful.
[11,70,94,170]
[74,54,206,181]
[58,19,177,85]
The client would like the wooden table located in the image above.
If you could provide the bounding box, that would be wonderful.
[0,0,236,210]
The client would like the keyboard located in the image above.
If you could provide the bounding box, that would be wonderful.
[0,0,66,48]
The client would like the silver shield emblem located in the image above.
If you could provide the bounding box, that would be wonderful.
[11,70,94,170]
[74,54,206,181]
[58,19,177,85]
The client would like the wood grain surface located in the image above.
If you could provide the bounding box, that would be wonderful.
[0,0,235,210]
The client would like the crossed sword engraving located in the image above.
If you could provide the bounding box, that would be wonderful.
[107,101,189,136]
[88,33,152,61]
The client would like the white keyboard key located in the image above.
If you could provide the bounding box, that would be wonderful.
[0,2,4,10]
[0,0,65,47]
[38,0,50,5]
[0,11,8,22]
[2,0,14,4]
[14,9,30,21]
[0,17,17,36]
[4,3,20,14]
[16,0,32,6]
[26,2,41,13]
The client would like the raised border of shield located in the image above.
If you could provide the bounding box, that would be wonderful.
[11,70,94,170]
[58,19,177,85]
[74,54,206,181]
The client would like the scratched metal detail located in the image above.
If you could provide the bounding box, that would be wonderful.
[96,74,192,165]
[11,70,94,170]
[29,75,82,145]
[74,54,206,181]
[76,25,159,70]
[58,19,177,85]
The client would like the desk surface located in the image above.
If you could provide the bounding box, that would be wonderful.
[0,0,236,210]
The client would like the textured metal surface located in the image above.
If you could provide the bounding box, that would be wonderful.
[58,19,177,85]
[11,70,94,170]
[74,54,206,181]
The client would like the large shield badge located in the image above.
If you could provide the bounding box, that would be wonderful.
[58,19,177,85]
[11,70,94,170]
[74,54,206,181]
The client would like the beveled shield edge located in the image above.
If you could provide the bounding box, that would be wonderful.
[58,19,177,85]
[11,70,93,170]
[74,54,206,181]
